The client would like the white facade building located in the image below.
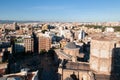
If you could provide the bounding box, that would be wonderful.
[78,29,85,40]
[105,27,114,32]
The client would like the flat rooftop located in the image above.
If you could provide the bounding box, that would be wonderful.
[90,32,120,41]
[64,62,90,71]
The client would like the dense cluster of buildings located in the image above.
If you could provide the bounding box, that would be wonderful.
[0,22,120,80]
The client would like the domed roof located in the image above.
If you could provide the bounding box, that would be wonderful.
[65,42,77,49]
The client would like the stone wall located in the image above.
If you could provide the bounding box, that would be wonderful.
[58,68,91,80]
[90,39,120,74]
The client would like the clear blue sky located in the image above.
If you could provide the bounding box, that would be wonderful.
[0,0,120,22]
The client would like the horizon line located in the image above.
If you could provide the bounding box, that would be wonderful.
[0,19,120,23]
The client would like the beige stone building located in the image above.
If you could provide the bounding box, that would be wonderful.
[42,24,49,30]
[60,39,67,49]
[58,62,93,80]
[90,33,120,79]
[55,42,80,62]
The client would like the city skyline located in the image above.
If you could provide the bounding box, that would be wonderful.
[0,0,120,22]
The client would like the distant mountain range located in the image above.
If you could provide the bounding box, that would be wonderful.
[0,20,74,24]
[0,20,42,24]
